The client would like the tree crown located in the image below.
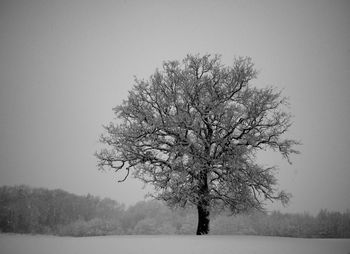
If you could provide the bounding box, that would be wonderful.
[96,54,299,213]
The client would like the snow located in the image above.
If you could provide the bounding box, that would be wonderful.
[0,234,349,254]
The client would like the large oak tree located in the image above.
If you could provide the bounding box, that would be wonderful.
[96,54,299,235]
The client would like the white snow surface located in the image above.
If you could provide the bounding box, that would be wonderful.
[0,234,349,254]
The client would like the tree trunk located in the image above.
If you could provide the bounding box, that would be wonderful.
[196,170,210,235]
[196,200,210,235]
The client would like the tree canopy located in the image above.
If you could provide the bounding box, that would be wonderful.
[96,54,299,234]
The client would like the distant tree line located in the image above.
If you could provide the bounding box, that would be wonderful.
[210,209,350,238]
[0,185,349,237]
[0,185,125,236]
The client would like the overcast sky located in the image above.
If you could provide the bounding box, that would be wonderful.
[0,0,349,214]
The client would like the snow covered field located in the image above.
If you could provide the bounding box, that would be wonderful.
[1,234,350,254]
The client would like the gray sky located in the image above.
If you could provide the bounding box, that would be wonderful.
[0,0,349,214]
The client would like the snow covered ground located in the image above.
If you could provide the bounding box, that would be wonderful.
[1,234,350,254]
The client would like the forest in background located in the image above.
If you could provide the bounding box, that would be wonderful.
[0,185,349,238]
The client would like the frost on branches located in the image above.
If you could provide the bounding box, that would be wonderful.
[96,54,299,235]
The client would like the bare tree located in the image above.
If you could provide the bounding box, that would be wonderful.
[96,54,299,235]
